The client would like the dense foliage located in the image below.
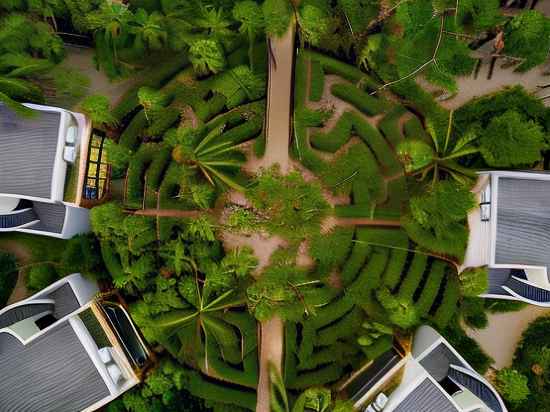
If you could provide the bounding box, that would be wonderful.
[0,252,17,307]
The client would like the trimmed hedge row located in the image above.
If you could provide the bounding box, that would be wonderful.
[309,59,325,102]
[119,110,147,150]
[340,228,373,286]
[126,144,161,209]
[317,307,363,346]
[331,83,388,116]
[379,105,406,147]
[302,49,379,90]
[310,111,354,153]
[346,248,390,304]
[382,250,409,291]
[433,275,460,329]
[398,253,428,301]
[415,260,447,317]
[195,93,227,122]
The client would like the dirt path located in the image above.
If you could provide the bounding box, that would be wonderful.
[0,241,32,305]
[132,209,211,218]
[252,20,296,412]
[257,23,296,173]
[465,305,550,370]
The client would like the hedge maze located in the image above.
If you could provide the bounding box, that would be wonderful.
[283,226,460,389]
[292,50,429,220]
[110,45,267,210]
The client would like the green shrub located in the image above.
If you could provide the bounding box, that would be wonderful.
[100,240,124,279]
[263,0,291,37]
[485,299,527,313]
[459,266,489,297]
[397,253,428,301]
[331,83,388,116]
[146,107,181,137]
[346,248,389,304]
[303,50,379,89]
[382,250,408,290]
[384,177,407,213]
[379,105,406,147]
[287,363,344,389]
[119,110,147,150]
[309,227,354,274]
[496,368,530,406]
[144,147,171,194]
[317,307,363,346]
[340,229,372,286]
[61,234,105,280]
[403,115,430,142]
[433,275,460,329]
[415,260,447,317]
[27,264,58,292]
[195,93,227,122]
[126,144,158,209]
[460,297,489,330]
[0,252,17,307]
[310,111,353,153]
[309,59,325,101]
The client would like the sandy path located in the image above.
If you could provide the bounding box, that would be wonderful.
[0,241,32,305]
[465,305,550,370]
[257,23,296,173]
[133,209,210,218]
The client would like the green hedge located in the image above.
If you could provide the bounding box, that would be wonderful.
[126,144,160,209]
[433,275,460,329]
[331,83,388,116]
[195,93,227,122]
[119,110,148,150]
[398,253,428,301]
[184,370,257,410]
[310,111,354,153]
[303,49,379,90]
[146,107,181,137]
[382,250,409,290]
[144,147,171,207]
[346,248,389,304]
[379,105,406,147]
[158,162,185,209]
[112,54,189,121]
[403,115,430,142]
[309,59,325,102]
[415,260,447,317]
[100,240,123,279]
[384,177,407,213]
[287,363,344,389]
[0,252,17,307]
[317,307,363,346]
[358,227,409,250]
[340,228,372,286]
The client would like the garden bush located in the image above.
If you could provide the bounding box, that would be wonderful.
[310,111,354,153]
[126,144,159,209]
[287,363,344,390]
[303,50,379,89]
[382,250,408,291]
[317,307,363,346]
[460,297,488,330]
[309,59,325,101]
[144,147,171,207]
[346,248,389,304]
[309,227,354,274]
[415,260,447,317]
[27,264,58,292]
[340,228,372,286]
[459,266,489,297]
[379,105,406,147]
[432,275,460,329]
[397,253,428,301]
[403,115,430,142]
[331,83,388,116]
[0,252,17,307]
[119,111,148,150]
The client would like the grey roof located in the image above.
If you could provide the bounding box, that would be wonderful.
[0,105,61,199]
[448,367,504,412]
[47,283,81,319]
[487,268,513,295]
[0,321,110,412]
[419,343,463,382]
[30,201,67,234]
[495,177,550,270]
[393,378,459,412]
[0,302,54,329]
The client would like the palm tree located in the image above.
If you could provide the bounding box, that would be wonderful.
[172,123,248,192]
[396,110,479,184]
[189,38,227,75]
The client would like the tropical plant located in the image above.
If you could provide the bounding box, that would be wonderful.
[129,8,168,52]
[233,0,265,69]
[189,39,227,75]
[495,368,530,406]
[397,110,478,184]
[80,94,119,128]
[172,125,247,191]
[459,266,489,297]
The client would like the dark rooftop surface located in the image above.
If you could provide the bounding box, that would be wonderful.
[495,177,550,271]
[0,321,110,412]
[0,105,61,199]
